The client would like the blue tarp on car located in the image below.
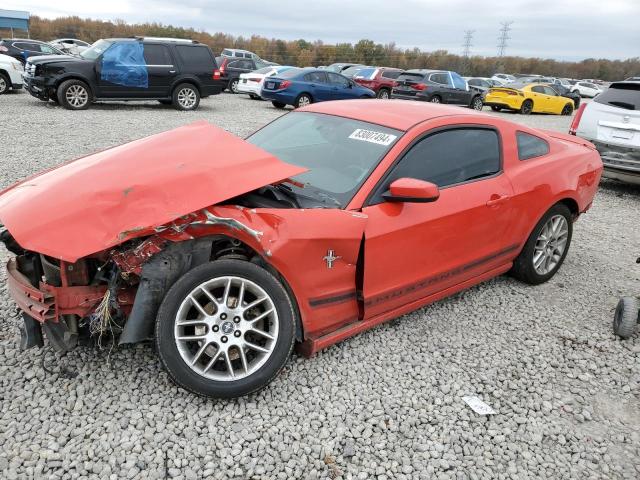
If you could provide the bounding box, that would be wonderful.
[100,42,148,88]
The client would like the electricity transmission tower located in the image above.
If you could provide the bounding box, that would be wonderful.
[497,21,513,57]
[461,30,474,74]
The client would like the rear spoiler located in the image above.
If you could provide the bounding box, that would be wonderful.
[488,87,524,96]
[541,129,597,150]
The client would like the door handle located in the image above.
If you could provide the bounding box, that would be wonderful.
[486,195,510,207]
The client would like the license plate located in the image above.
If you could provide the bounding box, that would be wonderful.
[242,79,247,83]
[266,81,275,89]
[612,129,634,140]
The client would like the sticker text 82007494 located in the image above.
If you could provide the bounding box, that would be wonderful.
[349,129,397,146]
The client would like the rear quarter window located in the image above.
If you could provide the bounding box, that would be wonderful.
[176,45,215,70]
[594,84,640,111]
[517,132,549,160]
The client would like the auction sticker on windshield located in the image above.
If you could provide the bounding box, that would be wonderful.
[349,129,397,146]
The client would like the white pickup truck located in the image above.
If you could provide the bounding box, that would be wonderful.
[0,53,24,94]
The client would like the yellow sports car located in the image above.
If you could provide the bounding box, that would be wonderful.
[484,82,575,115]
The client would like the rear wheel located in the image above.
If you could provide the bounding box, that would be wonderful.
[249,94,260,100]
[613,297,639,339]
[519,99,533,115]
[294,93,312,108]
[0,73,9,95]
[510,204,573,285]
[377,89,390,99]
[172,83,200,111]
[430,95,441,104]
[155,260,296,398]
[57,79,91,110]
[228,79,239,94]
[470,96,484,110]
[561,103,574,116]
[272,101,286,109]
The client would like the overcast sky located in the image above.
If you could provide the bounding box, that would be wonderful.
[6,0,640,61]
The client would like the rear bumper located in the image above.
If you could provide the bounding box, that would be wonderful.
[590,140,640,184]
[237,82,260,95]
[484,96,522,110]
[200,83,224,97]
[260,90,297,105]
[6,257,107,323]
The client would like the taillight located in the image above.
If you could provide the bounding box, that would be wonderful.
[248,77,261,82]
[279,80,292,90]
[412,83,428,91]
[569,103,587,135]
[219,58,227,74]
[212,69,221,80]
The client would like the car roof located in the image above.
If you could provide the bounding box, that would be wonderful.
[404,69,447,74]
[1,38,46,43]
[301,99,479,131]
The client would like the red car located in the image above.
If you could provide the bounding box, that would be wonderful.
[0,101,602,398]
[350,66,404,99]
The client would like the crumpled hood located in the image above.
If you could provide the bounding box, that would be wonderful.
[27,54,82,64]
[0,121,305,262]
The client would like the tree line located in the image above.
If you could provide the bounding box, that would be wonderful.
[11,15,639,81]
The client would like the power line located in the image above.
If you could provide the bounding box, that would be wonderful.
[462,30,474,58]
[497,21,513,57]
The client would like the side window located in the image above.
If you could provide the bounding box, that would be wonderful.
[328,72,350,87]
[175,45,214,70]
[14,42,38,52]
[374,128,501,202]
[542,86,557,96]
[228,60,241,69]
[305,72,328,83]
[381,70,401,79]
[517,132,549,160]
[430,73,450,85]
[531,86,545,94]
[451,72,466,89]
[143,44,172,65]
[39,44,57,54]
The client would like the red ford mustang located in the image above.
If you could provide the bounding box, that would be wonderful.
[0,100,602,398]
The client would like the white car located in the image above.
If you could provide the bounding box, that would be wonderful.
[571,81,640,184]
[491,73,516,83]
[571,81,602,98]
[0,53,24,94]
[237,66,294,99]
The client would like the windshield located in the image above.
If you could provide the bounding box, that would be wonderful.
[396,72,425,83]
[353,67,377,80]
[80,39,113,60]
[247,112,402,208]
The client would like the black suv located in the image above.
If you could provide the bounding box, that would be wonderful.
[216,56,271,93]
[23,37,225,110]
[0,39,65,65]
[392,69,484,110]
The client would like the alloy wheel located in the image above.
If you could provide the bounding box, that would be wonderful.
[473,97,483,110]
[65,85,88,107]
[174,276,279,381]
[230,80,239,93]
[0,77,6,94]
[532,215,569,275]
[177,88,197,109]
[430,97,441,103]
[297,95,311,107]
[379,90,390,99]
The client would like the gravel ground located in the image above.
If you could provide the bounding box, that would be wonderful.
[1,91,639,480]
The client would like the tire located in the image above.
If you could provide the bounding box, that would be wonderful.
[377,89,390,99]
[429,95,441,104]
[157,99,172,105]
[0,73,9,95]
[491,106,502,112]
[57,79,91,110]
[172,83,200,111]
[573,97,581,109]
[155,260,297,398]
[519,99,533,115]
[272,101,286,109]
[228,79,239,94]
[294,93,312,108]
[561,103,574,116]
[510,203,573,285]
[470,96,484,111]
[613,297,639,339]
[249,94,260,100]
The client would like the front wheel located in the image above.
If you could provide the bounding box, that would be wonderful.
[613,297,639,339]
[228,79,239,94]
[510,204,573,285]
[0,73,9,95]
[57,79,91,110]
[470,96,484,110]
[377,89,390,99]
[156,260,297,398]
[172,83,200,111]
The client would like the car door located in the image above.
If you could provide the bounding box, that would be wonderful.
[304,71,332,101]
[327,72,354,100]
[542,85,565,112]
[96,41,149,98]
[142,43,177,98]
[429,72,454,102]
[450,71,472,104]
[530,85,552,112]
[361,125,516,319]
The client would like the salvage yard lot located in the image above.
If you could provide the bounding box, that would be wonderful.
[1,91,639,479]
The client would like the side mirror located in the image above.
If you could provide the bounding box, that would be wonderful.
[383,178,440,203]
